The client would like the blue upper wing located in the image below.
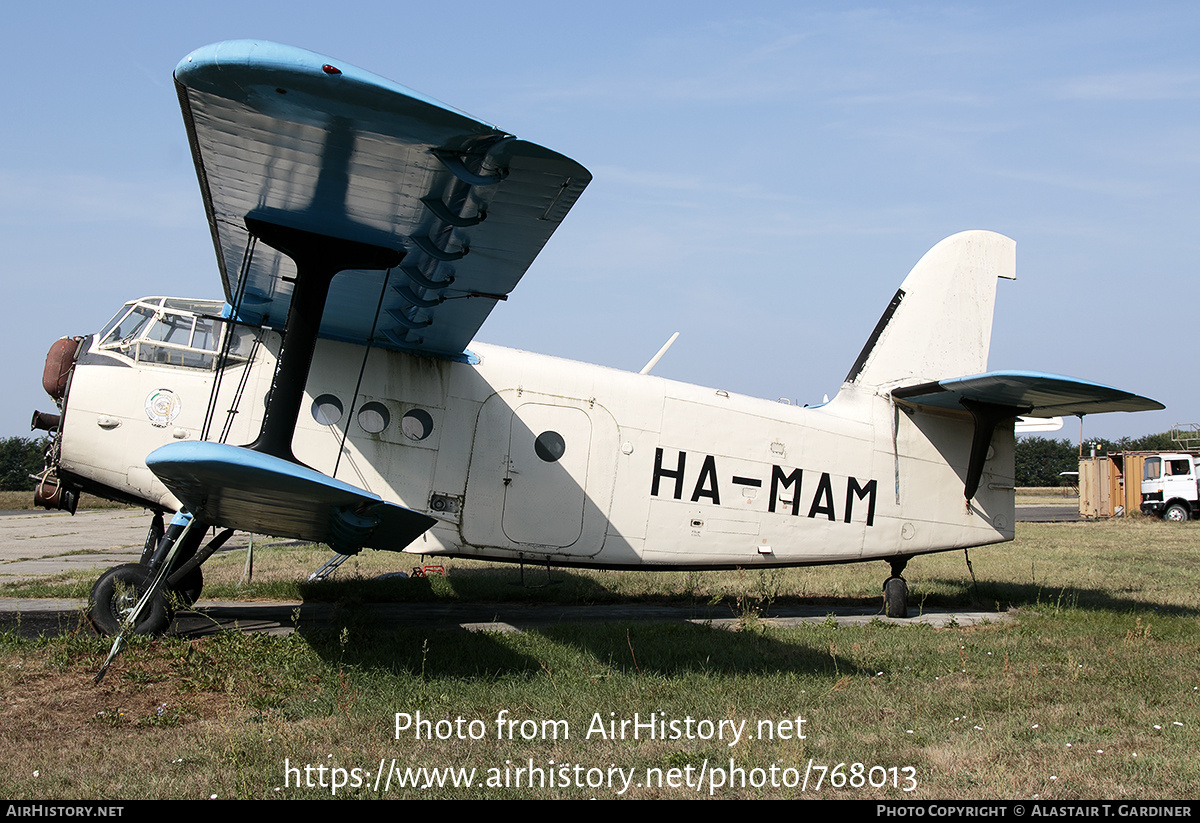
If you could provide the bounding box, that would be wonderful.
[892,371,1164,416]
[174,40,591,360]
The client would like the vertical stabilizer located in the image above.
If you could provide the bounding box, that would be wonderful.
[845,231,1015,389]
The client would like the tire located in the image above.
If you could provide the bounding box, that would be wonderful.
[172,566,204,608]
[167,522,208,607]
[88,564,172,636]
[883,576,908,618]
[1164,503,1190,522]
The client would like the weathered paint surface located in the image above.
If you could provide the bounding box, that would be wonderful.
[58,332,1014,570]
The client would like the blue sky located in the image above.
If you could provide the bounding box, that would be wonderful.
[3,2,1196,442]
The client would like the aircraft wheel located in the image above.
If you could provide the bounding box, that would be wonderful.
[88,564,172,637]
[883,576,908,618]
[1164,503,1189,522]
[164,521,208,607]
[172,567,203,608]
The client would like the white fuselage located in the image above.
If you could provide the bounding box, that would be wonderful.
[57,315,1014,570]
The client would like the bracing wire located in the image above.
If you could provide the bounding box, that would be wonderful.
[332,268,393,478]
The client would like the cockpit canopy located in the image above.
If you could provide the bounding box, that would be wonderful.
[97,297,248,370]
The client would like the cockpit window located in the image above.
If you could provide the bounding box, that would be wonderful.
[100,305,156,348]
[146,312,195,346]
[192,317,219,352]
[97,297,250,370]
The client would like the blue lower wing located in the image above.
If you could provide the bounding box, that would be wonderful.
[146,442,437,554]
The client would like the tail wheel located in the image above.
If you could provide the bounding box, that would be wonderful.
[88,564,172,637]
[883,576,908,618]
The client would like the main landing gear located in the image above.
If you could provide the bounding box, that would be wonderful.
[88,564,173,636]
[882,557,910,618]
[88,512,230,638]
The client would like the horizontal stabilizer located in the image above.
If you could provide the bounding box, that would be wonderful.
[146,442,436,554]
[1015,416,1065,433]
[892,371,1164,417]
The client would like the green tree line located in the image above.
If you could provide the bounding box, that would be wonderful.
[0,437,48,492]
[1015,431,1184,487]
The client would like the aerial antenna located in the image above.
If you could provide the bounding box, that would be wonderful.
[639,332,680,375]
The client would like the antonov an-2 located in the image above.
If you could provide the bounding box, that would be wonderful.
[32,41,1161,640]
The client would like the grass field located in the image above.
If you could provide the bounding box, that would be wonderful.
[0,519,1197,800]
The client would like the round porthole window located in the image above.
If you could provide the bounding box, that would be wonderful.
[311,394,343,426]
[534,430,566,463]
[357,401,390,434]
[402,408,434,441]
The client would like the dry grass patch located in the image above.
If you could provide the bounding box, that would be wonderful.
[1,519,1198,799]
[0,491,132,511]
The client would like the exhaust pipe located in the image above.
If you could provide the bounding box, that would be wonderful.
[30,410,60,432]
[34,472,79,514]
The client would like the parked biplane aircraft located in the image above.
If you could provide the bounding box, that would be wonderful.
[33,41,1162,645]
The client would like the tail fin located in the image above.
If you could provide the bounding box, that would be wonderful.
[844,231,1015,389]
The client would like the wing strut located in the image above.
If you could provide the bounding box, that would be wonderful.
[242,216,404,463]
[960,399,1030,501]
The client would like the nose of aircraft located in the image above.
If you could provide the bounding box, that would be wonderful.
[31,336,84,513]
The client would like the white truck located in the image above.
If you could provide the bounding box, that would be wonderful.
[1140,454,1200,521]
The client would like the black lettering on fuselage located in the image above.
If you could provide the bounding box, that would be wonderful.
[691,455,721,504]
[845,477,877,526]
[769,466,803,516]
[807,472,836,520]
[649,449,876,528]
[652,448,686,499]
